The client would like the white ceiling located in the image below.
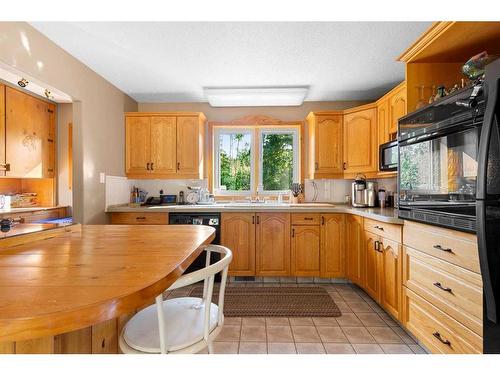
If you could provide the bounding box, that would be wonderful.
[30,22,431,103]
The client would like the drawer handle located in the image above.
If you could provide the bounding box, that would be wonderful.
[433,282,453,293]
[321,216,325,225]
[292,228,295,237]
[433,244,453,253]
[374,225,384,231]
[432,331,451,346]
[304,217,314,220]
[136,216,146,220]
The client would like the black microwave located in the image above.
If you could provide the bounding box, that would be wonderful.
[379,140,398,171]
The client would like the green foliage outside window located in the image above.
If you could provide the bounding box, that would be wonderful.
[220,133,251,191]
[262,133,294,191]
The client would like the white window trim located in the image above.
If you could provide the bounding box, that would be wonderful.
[258,127,300,195]
[213,128,254,196]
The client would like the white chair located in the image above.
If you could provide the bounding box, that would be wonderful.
[119,244,232,354]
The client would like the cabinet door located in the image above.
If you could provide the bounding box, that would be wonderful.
[150,117,176,174]
[221,212,256,276]
[315,115,343,174]
[380,238,402,320]
[377,99,390,147]
[389,86,406,135]
[126,116,150,175]
[43,103,56,178]
[320,214,345,278]
[364,231,381,302]
[0,84,5,176]
[345,215,365,286]
[343,107,378,174]
[6,87,48,177]
[176,116,200,175]
[291,225,320,276]
[256,212,291,276]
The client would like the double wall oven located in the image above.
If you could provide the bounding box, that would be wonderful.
[398,84,485,233]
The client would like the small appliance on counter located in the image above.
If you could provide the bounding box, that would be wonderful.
[141,189,177,206]
[351,174,378,207]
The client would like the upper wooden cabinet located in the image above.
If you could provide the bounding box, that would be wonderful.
[256,212,291,276]
[0,84,5,176]
[306,112,343,178]
[377,98,390,146]
[125,112,205,179]
[221,212,256,276]
[343,105,378,175]
[5,87,56,178]
[388,83,407,135]
[320,213,345,278]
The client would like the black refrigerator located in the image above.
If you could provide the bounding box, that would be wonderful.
[477,58,500,353]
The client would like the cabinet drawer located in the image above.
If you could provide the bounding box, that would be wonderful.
[403,221,479,273]
[291,213,320,225]
[364,218,401,242]
[404,287,482,354]
[110,212,168,225]
[404,247,483,336]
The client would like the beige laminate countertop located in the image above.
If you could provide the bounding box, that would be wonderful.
[106,203,402,224]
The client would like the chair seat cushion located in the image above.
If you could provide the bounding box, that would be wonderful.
[123,297,219,353]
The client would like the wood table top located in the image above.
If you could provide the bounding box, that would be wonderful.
[0,224,215,342]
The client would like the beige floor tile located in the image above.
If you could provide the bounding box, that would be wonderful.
[378,313,399,327]
[291,325,321,342]
[327,291,343,300]
[213,341,239,354]
[289,317,314,326]
[242,317,266,326]
[342,327,376,344]
[296,343,326,354]
[356,313,388,327]
[335,313,363,327]
[267,325,294,342]
[367,327,404,344]
[380,344,414,354]
[324,343,355,354]
[352,344,384,354]
[266,317,290,326]
[268,342,297,354]
[312,317,339,326]
[335,302,353,313]
[241,325,267,342]
[239,342,267,354]
[391,326,417,344]
[224,317,242,326]
[346,301,374,312]
[409,344,427,354]
[341,294,366,303]
[316,326,349,343]
[215,325,241,342]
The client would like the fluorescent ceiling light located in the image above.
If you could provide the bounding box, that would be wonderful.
[205,87,308,107]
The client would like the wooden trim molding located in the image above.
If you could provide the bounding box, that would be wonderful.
[398,22,454,62]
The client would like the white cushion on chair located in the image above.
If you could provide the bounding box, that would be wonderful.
[123,297,219,353]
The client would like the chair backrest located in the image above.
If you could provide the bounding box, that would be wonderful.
[156,244,232,353]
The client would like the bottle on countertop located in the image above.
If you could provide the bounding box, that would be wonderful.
[178,191,185,205]
[378,188,386,208]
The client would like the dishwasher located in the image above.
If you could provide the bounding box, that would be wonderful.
[168,212,221,280]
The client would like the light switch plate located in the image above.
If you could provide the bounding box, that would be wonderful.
[99,172,106,184]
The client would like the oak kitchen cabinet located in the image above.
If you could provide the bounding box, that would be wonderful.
[256,212,291,276]
[0,84,5,175]
[125,112,205,179]
[388,82,407,135]
[320,213,345,278]
[291,213,321,276]
[342,104,378,175]
[345,214,365,286]
[221,212,256,276]
[306,112,343,179]
[4,87,56,178]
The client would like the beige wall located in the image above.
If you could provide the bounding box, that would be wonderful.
[0,22,138,223]
[138,101,368,122]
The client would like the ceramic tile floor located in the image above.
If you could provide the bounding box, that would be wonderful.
[164,282,427,354]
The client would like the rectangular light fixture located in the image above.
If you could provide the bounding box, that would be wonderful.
[204,87,308,107]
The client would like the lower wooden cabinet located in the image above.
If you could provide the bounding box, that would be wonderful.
[380,238,402,320]
[364,231,381,301]
[291,225,320,276]
[110,212,168,225]
[221,212,256,276]
[256,212,291,276]
[345,215,365,286]
[320,214,345,278]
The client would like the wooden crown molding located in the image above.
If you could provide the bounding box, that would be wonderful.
[209,114,303,127]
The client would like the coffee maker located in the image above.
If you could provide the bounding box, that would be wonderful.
[351,174,377,207]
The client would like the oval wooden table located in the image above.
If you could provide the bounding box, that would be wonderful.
[0,224,215,354]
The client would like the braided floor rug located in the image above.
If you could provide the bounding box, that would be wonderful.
[189,286,341,317]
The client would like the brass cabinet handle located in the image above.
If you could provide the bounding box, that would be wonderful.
[374,225,385,231]
[343,162,347,170]
[177,162,180,171]
[321,216,325,225]
[252,216,255,224]
[146,163,150,171]
[304,217,314,221]
[433,282,452,293]
[150,163,154,171]
[315,162,319,170]
[256,216,260,224]
[433,331,451,346]
[433,244,452,253]
[136,216,146,220]
[292,228,295,237]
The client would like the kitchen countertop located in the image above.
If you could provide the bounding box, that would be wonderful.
[106,203,402,224]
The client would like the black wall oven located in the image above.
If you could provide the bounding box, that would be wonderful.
[398,84,485,233]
